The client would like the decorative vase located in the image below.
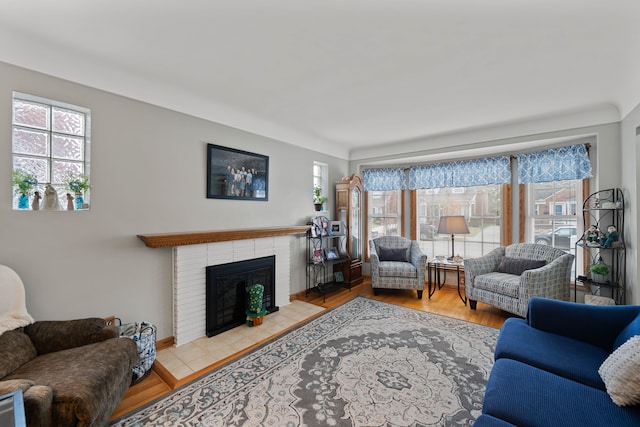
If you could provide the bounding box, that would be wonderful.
[74,193,84,210]
[18,193,29,209]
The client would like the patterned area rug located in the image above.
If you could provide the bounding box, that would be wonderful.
[111,296,499,427]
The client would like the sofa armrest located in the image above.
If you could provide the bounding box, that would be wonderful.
[0,380,53,427]
[23,318,118,355]
[526,297,640,350]
[518,253,573,300]
[464,247,505,283]
[369,240,380,281]
[409,241,427,283]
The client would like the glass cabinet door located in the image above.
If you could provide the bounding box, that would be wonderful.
[350,187,361,260]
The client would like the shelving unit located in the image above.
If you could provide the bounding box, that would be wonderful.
[306,216,351,302]
[574,188,625,304]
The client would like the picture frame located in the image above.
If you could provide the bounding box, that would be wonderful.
[324,247,340,260]
[330,221,346,236]
[313,248,323,264]
[334,271,344,283]
[206,143,268,201]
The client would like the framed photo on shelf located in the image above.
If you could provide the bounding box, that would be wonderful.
[330,221,346,236]
[313,248,323,264]
[324,247,340,260]
[206,143,269,201]
[334,271,344,283]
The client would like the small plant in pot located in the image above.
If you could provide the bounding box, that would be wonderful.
[589,263,610,283]
[313,185,327,211]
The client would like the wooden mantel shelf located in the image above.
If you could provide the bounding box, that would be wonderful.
[137,226,310,248]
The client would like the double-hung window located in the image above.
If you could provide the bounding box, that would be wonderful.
[11,92,90,210]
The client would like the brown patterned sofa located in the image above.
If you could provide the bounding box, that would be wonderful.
[0,318,138,427]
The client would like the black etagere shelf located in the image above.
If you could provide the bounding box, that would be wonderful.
[574,188,625,304]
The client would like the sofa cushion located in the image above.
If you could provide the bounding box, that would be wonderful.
[599,336,640,406]
[474,272,520,298]
[496,257,546,275]
[378,261,417,278]
[0,329,37,378]
[495,318,609,390]
[483,359,640,427]
[377,246,409,262]
[613,313,640,351]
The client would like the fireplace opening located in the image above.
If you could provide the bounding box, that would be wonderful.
[206,255,278,337]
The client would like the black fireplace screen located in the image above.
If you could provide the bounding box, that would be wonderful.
[206,255,277,337]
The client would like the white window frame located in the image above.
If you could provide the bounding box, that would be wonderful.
[12,92,91,210]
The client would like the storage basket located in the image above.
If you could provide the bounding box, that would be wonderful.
[118,321,157,382]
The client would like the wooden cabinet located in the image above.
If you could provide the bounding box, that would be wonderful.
[335,174,364,286]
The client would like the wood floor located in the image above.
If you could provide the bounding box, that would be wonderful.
[110,278,512,421]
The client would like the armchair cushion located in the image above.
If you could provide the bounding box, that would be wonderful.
[378,261,418,278]
[599,336,640,406]
[496,257,546,275]
[377,246,409,262]
[473,273,520,298]
[0,329,36,378]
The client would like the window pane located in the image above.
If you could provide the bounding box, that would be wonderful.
[368,190,401,240]
[52,107,85,136]
[52,134,84,160]
[13,100,49,129]
[13,127,49,156]
[417,185,502,258]
[52,161,83,185]
[13,156,49,184]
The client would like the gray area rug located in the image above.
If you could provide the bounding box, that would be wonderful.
[111,296,499,426]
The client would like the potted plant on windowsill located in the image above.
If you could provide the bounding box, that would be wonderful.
[313,185,327,211]
[12,170,38,209]
[64,173,91,210]
[589,262,610,283]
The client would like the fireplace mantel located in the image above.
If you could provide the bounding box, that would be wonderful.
[138,226,309,248]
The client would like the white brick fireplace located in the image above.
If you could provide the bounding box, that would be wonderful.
[137,226,308,347]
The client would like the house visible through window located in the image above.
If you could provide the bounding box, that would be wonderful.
[368,190,402,241]
[416,185,502,258]
[11,92,90,210]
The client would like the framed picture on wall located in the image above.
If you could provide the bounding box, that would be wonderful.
[206,143,269,201]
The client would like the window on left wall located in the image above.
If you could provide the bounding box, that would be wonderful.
[12,92,91,211]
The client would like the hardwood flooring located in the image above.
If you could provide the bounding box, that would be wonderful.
[110,278,512,421]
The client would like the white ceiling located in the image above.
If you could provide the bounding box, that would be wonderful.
[1,0,639,160]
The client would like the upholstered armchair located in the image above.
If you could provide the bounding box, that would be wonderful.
[369,236,427,299]
[464,243,574,317]
[0,264,138,427]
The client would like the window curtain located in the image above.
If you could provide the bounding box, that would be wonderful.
[517,144,592,184]
[408,156,511,189]
[362,168,407,191]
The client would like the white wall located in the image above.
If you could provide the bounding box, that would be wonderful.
[0,61,348,339]
[621,101,640,305]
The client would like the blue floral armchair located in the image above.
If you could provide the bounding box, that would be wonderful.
[369,236,427,299]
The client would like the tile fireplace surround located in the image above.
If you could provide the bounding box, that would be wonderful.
[138,226,308,346]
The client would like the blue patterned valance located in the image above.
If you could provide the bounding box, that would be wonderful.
[363,168,407,191]
[408,156,511,189]
[518,144,592,184]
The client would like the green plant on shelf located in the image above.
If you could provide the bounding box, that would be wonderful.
[589,263,610,276]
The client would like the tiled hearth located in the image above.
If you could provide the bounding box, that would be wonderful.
[156,300,324,380]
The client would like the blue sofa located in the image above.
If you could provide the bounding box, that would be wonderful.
[475,297,640,427]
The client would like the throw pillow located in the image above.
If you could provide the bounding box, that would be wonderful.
[378,246,408,262]
[598,335,640,406]
[496,257,547,275]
